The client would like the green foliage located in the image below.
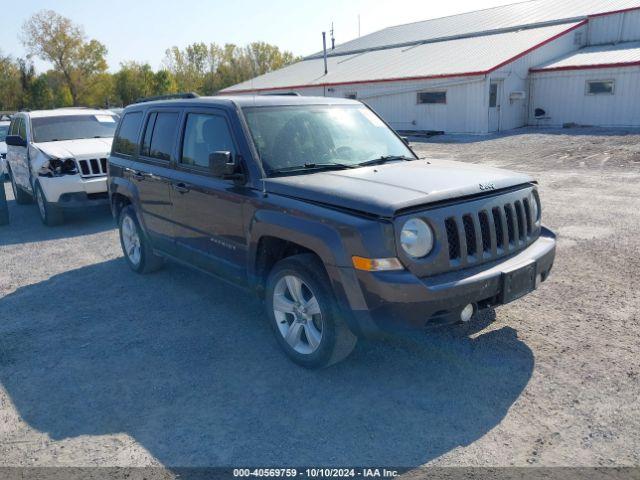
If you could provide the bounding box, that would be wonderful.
[3,10,300,111]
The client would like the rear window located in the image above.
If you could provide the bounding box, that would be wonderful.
[32,114,117,143]
[113,112,143,156]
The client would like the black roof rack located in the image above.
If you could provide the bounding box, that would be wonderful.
[135,92,200,104]
[260,92,301,97]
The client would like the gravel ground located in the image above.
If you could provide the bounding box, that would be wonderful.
[0,127,639,474]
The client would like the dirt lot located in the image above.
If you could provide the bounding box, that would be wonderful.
[0,127,639,473]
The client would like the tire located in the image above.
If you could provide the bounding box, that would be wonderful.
[34,182,64,226]
[8,169,33,205]
[118,205,164,274]
[265,254,357,369]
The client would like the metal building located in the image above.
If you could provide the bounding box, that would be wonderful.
[222,0,640,134]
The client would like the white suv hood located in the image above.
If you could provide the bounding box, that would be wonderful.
[34,138,113,159]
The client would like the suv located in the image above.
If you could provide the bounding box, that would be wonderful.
[108,95,556,369]
[5,108,118,225]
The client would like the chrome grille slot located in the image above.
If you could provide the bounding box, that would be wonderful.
[514,200,526,243]
[504,204,516,246]
[492,207,505,249]
[77,158,108,178]
[478,211,492,253]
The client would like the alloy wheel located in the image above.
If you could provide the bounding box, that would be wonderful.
[272,275,323,355]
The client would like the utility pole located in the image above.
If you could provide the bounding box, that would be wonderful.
[322,32,328,75]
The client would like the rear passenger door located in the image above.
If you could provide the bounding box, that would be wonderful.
[133,109,181,253]
[169,108,248,285]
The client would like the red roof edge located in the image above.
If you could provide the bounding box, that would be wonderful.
[531,61,640,73]
[222,19,589,95]
[588,6,640,18]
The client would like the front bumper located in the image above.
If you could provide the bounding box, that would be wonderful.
[337,227,556,337]
[38,175,109,207]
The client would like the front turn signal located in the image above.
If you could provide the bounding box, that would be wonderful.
[352,256,404,272]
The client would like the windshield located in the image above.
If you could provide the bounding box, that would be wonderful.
[242,105,415,175]
[0,125,8,142]
[31,114,118,143]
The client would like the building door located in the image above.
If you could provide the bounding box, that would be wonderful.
[488,81,502,133]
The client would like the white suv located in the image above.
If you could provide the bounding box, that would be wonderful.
[5,108,118,225]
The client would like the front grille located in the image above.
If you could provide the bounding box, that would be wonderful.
[77,158,108,178]
[441,190,539,267]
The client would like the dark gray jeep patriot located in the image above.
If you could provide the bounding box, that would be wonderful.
[108,94,556,369]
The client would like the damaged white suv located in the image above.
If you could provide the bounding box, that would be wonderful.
[5,109,118,225]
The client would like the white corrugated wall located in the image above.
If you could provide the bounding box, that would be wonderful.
[325,76,488,134]
[588,10,640,44]
[529,66,640,126]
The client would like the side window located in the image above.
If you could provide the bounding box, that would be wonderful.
[147,112,179,161]
[9,119,17,136]
[140,112,157,157]
[113,112,142,156]
[181,113,236,169]
[17,118,27,140]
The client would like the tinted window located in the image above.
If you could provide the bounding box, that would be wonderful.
[140,112,157,157]
[0,125,9,141]
[181,114,236,168]
[147,112,179,161]
[9,118,18,136]
[18,118,27,139]
[418,91,447,104]
[113,112,142,156]
[32,114,117,143]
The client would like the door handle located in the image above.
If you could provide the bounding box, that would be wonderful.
[173,183,190,194]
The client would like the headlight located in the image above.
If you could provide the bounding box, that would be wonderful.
[39,156,78,177]
[400,218,434,258]
[531,192,541,225]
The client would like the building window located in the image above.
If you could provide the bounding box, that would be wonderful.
[489,83,499,108]
[586,80,614,95]
[418,91,446,104]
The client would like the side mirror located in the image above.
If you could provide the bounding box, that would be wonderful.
[209,151,243,181]
[5,135,26,147]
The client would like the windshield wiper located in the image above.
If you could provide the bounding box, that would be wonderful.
[269,162,357,175]
[358,155,415,167]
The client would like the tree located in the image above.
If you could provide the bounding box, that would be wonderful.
[21,10,108,106]
[0,52,22,111]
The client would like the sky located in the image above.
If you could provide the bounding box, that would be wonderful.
[1,0,523,72]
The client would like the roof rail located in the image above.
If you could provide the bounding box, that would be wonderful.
[260,92,301,97]
[135,92,200,104]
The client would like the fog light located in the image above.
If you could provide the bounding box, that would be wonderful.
[461,304,474,323]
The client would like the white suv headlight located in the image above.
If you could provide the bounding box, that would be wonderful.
[400,218,434,258]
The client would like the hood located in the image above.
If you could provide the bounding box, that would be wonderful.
[34,138,113,159]
[265,159,533,217]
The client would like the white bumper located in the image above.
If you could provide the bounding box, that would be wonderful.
[38,174,107,203]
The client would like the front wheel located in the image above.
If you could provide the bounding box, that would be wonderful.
[34,182,63,226]
[265,254,357,369]
[118,205,164,274]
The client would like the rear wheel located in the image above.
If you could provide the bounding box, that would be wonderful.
[265,254,357,369]
[118,205,164,274]
[8,169,32,205]
[34,182,63,226]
